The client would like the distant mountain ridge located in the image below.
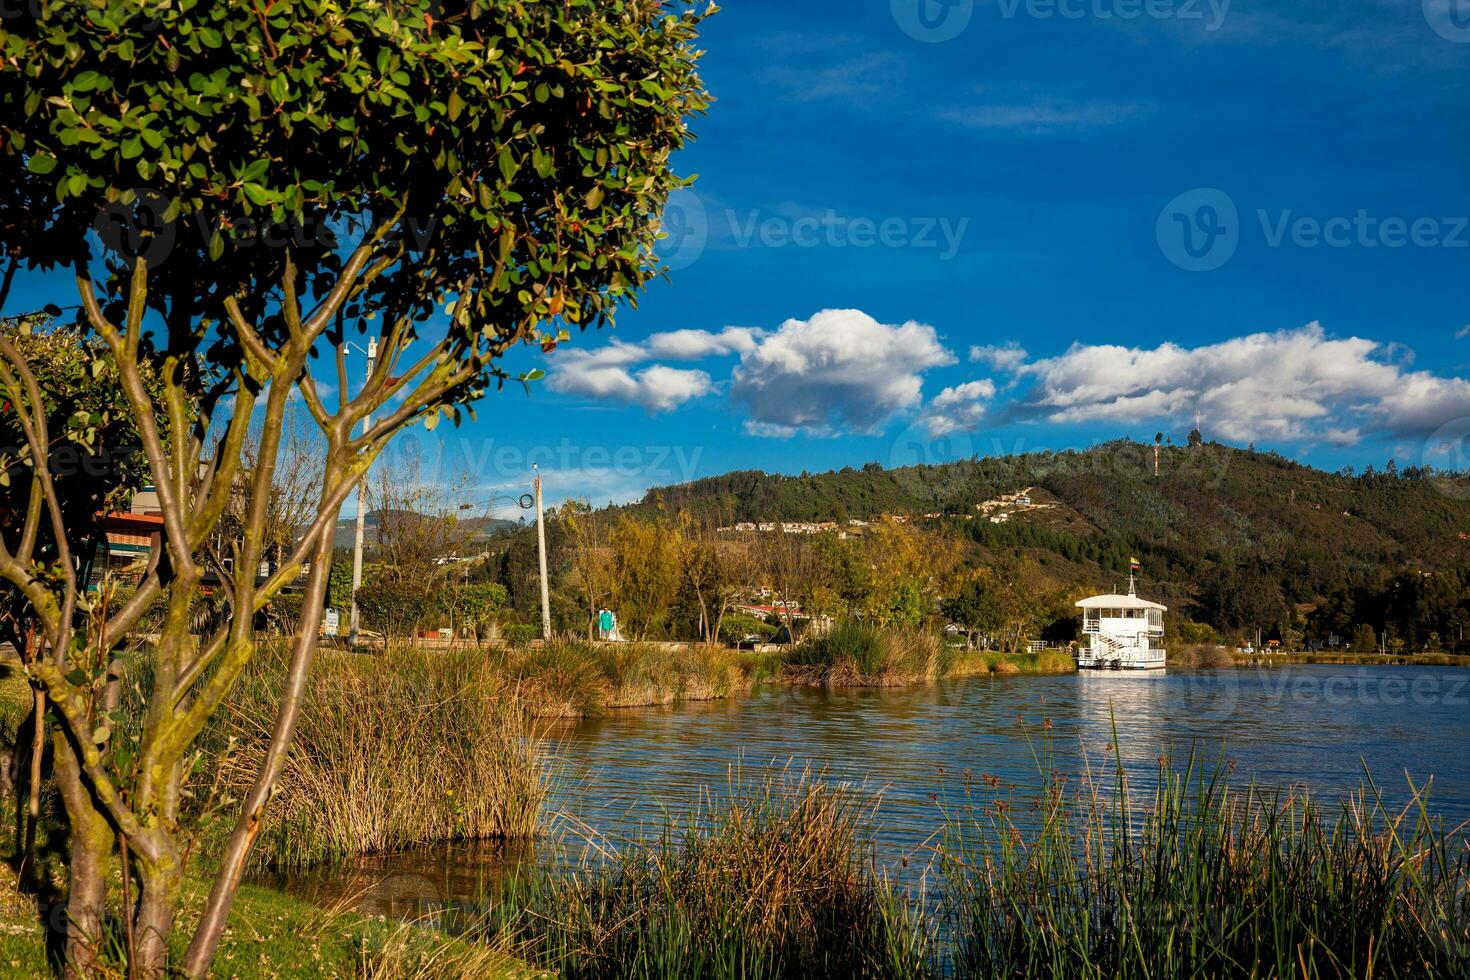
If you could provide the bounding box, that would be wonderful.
[618,440,1470,621]
[330,509,520,552]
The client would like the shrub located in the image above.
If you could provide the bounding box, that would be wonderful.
[787,620,885,671]
[438,583,508,642]
[356,582,431,637]
[266,591,306,635]
[719,613,778,645]
[506,624,538,649]
[787,622,951,686]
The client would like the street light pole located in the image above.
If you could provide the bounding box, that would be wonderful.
[348,337,377,646]
[533,464,552,642]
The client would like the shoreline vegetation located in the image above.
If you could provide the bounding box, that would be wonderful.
[1167,643,1470,669]
[7,652,1470,976]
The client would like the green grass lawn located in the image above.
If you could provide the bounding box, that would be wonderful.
[0,862,540,979]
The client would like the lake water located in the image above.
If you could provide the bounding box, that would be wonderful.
[263,665,1470,916]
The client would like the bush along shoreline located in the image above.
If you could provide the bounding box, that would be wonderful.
[292,763,1468,980]
[782,620,1074,687]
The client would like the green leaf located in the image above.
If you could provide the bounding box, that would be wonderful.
[26,153,57,174]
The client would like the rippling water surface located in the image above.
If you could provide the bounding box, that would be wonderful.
[265,665,1470,914]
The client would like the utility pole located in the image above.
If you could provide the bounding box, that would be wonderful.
[533,464,552,641]
[348,337,377,646]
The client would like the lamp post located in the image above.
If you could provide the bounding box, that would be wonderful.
[533,464,552,641]
[346,338,377,647]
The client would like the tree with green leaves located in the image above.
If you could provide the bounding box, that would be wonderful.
[609,514,682,638]
[0,309,170,895]
[0,1,710,975]
[942,577,1006,649]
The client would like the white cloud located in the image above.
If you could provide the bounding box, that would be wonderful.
[546,327,755,412]
[1011,323,1470,442]
[730,309,956,436]
[920,380,997,437]
[969,343,1029,372]
[643,326,764,360]
[635,365,714,412]
[1455,324,1470,340]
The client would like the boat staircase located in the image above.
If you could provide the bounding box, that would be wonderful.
[1086,628,1127,666]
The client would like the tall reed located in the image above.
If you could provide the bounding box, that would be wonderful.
[210,644,547,870]
[475,772,929,979]
[939,751,1470,979]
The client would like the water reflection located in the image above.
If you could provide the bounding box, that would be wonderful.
[263,665,1470,913]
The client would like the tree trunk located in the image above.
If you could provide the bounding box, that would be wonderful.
[52,734,112,980]
[133,852,182,979]
[182,527,334,977]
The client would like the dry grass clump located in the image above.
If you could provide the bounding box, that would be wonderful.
[211,644,548,870]
[508,640,758,717]
[787,622,953,687]
[479,772,927,979]
[1168,643,1237,667]
[788,623,1075,686]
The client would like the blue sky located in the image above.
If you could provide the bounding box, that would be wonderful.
[479,0,1470,509]
[12,0,1470,513]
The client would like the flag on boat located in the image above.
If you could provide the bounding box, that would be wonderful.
[1129,557,1142,572]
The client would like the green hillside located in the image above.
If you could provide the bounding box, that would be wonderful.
[618,441,1470,646]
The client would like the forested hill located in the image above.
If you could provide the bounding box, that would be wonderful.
[625,441,1470,625]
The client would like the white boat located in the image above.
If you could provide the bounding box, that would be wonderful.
[1076,575,1166,670]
